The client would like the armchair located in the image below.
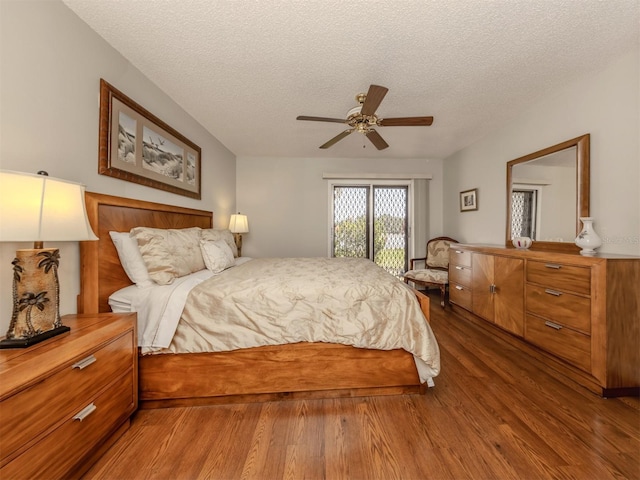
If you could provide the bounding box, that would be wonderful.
[403,236,458,307]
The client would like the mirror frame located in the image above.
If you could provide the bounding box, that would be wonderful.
[505,133,590,253]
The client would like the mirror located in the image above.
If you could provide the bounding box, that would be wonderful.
[506,134,589,252]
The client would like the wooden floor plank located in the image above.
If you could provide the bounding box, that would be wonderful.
[322,398,355,479]
[239,401,284,480]
[197,404,260,479]
[82,291,639,480]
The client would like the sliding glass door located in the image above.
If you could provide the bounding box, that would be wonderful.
[331,184,409,277]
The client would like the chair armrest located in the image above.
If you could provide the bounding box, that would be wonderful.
[408,257,427,269]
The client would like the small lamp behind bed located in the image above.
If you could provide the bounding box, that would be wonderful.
[228,213,248,257]
[0,170,98,348]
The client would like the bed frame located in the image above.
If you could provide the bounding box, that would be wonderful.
[78,192,430,408]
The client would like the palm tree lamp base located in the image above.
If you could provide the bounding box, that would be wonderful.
[1,248,67,349]
[233,233,243,257]
[0,325,70,349]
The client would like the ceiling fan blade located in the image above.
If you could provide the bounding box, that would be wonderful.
[319,129,353,149]
[366,129,389,150]
[297,116,347,124]
[379,116,434,127]
[360,85,388,116]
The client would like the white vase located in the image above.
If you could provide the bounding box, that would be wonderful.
[575,217,602,255]
[512,236,532,249]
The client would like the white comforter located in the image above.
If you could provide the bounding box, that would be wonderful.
[142,257,440,382]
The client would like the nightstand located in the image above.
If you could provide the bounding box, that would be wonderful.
[0,313,137,479]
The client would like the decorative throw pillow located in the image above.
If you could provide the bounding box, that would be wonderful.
[130,226,205,285]
[109,231,155,288]
[201,228,238,257]
[200,239,235,273]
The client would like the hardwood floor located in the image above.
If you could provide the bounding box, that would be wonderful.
[83,292,639,480]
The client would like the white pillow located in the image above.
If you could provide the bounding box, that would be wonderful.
[109,231,155,288]
[108,284,140,312]
[201,228,238,257]
[200,239,235,273]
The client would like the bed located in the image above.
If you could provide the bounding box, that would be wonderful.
[78,192,439,408]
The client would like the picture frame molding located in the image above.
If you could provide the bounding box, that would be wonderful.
[98,79,201,199]
[460,188,478,212]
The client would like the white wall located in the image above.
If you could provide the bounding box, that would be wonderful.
[0,1,236,334]
[443,48,640,255]
[236,157,443,258]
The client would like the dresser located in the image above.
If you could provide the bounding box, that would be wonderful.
[0,313,137,479]
[471,253,524,337]
[449,244,639,397]
[449,247,473,310]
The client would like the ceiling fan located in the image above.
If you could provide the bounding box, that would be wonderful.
[296,85,433,150]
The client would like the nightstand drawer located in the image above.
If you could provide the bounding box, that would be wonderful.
[526,285,590,334]
[526,261,591,295]
[0,330,134,463]
[450,264,472,287]
[449,283,472,310]
[450,248,471,267]
[1,375,134,479]
[525,314,591,372]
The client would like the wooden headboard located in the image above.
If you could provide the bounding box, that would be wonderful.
[78,192,213,314]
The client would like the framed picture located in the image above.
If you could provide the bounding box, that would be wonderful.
[460,188,478,212]
[98,79,201,199]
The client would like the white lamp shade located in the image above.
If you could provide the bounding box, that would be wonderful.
[0,170,98,242]
[228,214,249,234]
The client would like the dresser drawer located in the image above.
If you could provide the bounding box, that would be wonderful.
[449,283,472,310]
[1,374,134,479]
[450,264,472,287]
[0,331,134,463]
[450,248,471,267]
[525,314,591,372]
[526,285,591,334]
[526,261,591,295]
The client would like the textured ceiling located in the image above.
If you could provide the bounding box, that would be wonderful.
[63,0,639,160]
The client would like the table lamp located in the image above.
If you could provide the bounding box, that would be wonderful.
[0,170,98,348]
[228,213,249,257]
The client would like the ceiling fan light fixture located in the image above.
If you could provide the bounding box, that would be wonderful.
[296,84,433,150]
[346,106,380,133]
[346,105,362,118]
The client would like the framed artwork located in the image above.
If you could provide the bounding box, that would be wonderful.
[460,188,478,212]
[98,79,201,199]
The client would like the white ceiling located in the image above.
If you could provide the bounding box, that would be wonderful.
[63,0,639,160]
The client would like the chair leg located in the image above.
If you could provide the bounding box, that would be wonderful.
[439,285,446,308]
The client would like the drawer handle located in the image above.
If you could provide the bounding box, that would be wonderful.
[72,355,97,370]
[544,264,562,269]
[455,285,464,290]
[455,250,464,254]
[73,403,97,422]
[544,321,563,330]
[455,266,464,270]
[544,289,563,297]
